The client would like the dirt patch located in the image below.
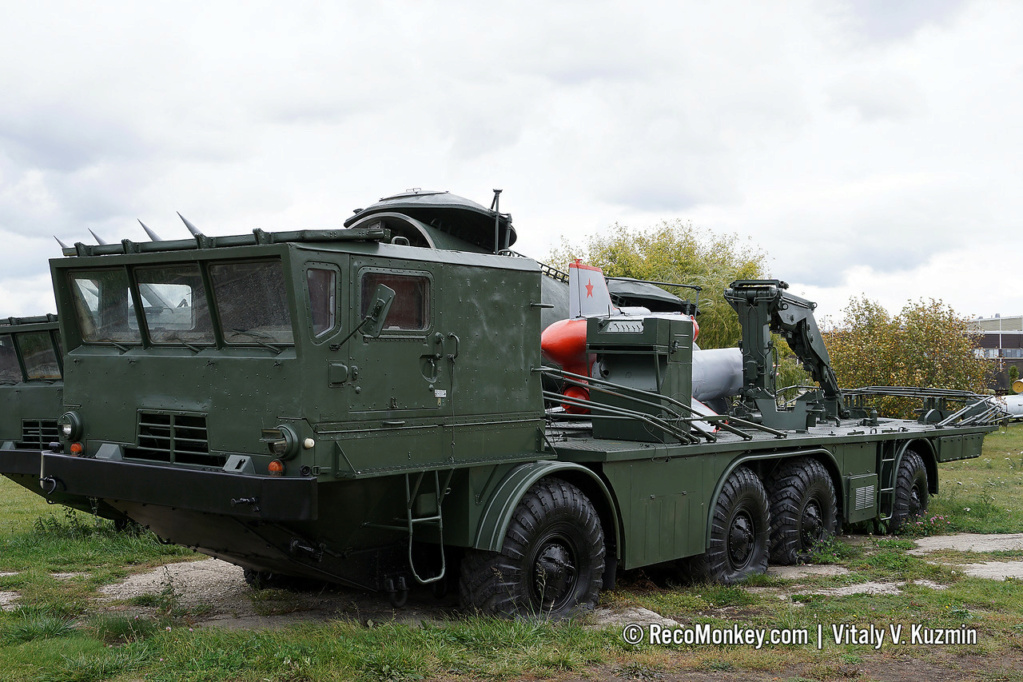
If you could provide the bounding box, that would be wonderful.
[0,572,18,578]
[50,572,88,580]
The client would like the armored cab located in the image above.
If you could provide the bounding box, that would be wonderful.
[41,193,568,598]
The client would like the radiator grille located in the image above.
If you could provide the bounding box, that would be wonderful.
[20,419,59,448]
[128,412,222,466]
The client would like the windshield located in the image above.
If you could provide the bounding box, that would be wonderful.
[69,269,142,344]
[65,259,294,348]
[135,264,215,345]
[210,261,294,345]
[0,334,22,383]
[17,331,61,380]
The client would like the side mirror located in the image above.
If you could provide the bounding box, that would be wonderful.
[361,284,395,338]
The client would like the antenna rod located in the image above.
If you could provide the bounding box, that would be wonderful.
[491,189,502,254]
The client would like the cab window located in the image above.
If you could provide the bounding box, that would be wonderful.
[17,332,61,380]
[0,334,22,383]
[307,268,337,338]
[135,264,215,345]
[210,260,294,345]
[68,269,141,344]
[360,272,430,331]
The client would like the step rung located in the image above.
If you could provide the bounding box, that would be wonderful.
[410,516,442,525]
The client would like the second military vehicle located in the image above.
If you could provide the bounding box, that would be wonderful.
[38,191,1001,617]
[0,314,126,523]
[0,315,63,453]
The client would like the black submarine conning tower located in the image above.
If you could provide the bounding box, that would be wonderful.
[344,189,515,254]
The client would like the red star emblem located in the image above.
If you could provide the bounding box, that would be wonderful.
[585,279,594,298]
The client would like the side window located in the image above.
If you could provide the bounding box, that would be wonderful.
[360,272,430,331]
[307,267,338,338]
[16,332,61,380]
[0,334,22,383]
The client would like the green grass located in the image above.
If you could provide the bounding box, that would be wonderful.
[0,425,1022,679]
[929,424,1023,533]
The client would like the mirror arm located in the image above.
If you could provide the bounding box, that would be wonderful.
[334,317,370,350]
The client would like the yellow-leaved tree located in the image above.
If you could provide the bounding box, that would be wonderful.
[823,297,989,417]
[549,220,767,350]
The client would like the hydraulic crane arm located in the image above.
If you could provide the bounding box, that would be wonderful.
[724,280,847,427]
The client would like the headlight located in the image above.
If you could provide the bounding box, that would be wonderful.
[58,411,83,441]
[260,425,300,460]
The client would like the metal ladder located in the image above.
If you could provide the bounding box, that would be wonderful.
[877,443,899,521]
[402,469,453,585]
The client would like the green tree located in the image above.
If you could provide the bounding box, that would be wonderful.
[549,220,768,349]
[823,297,989,417]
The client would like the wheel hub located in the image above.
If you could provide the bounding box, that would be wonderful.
[532,540,577,608]
[727,512,755,568]
[800,500,824,547]
[910,484,923,515]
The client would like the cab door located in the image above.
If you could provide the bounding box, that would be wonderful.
[346,264,452,415]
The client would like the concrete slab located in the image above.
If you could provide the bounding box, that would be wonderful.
[959,561,1023,581]
[909,533,1023,555]
[0,591,19,611]
[766,565,850,579]
[590,606,680,629]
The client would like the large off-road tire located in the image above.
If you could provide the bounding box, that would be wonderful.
[890,450,928,534]
[459,477,605,619]
[766,458,838,565]
[689,466,770,584]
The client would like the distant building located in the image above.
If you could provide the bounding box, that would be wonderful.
[970,315,1023,392]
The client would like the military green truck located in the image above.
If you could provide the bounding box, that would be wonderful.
[38,191,1001,617]
[0,315,63,453]
[0,314,126,523]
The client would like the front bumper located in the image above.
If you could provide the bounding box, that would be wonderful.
[41,453,318,521]
[0,446,42,476]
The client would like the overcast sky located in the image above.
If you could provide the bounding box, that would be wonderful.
[1,0,1019,324]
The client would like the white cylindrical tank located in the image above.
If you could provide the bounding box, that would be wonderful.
[999,394,1023,418]
[692,347,743,402]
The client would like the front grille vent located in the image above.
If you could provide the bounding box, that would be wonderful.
[855,484,875,511]
[127,412,222,466]
[20,420,59,448]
